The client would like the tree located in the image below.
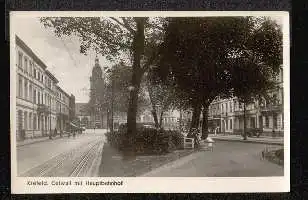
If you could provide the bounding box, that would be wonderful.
[40,17,166,155]
[144,70,179,129]
[157,17,282,140]
[105,62,149,132]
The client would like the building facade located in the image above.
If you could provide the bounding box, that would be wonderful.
[208,67,284,136]
[69,94,76,124]
[15,35,73,140]
[55,86,70,132]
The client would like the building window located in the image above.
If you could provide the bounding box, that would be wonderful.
[226,103,228,113]
[273,114,278,128]
[29,84,32,102]
[229,119,232,129]
[33,114,37,130]
[18,52,23,69]
[38,91,40,104]
[24,80,28,100]
[18,75,23,97]
[225,120,228,130]
[29,61,33,77]
[29,112,32,130]
[24,57,28,74]
[33,89,36,104]
[265,116,269,128]
[24,111,28,130]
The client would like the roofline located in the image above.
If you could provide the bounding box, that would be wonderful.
[56,85,70,98]
[45,70,59,83]
[15,35,49,70]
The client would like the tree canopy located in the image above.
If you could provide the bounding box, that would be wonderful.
[156,17,283,139]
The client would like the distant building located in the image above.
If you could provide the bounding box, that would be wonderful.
[69,94,76,123]
[75,103,91,128]
[55,86,70,132]
[208,67,284,136]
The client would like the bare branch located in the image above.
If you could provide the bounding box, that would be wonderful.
[110,17,135,34]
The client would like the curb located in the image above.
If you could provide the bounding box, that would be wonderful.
[212,137,283,146]
[16,135,67,147]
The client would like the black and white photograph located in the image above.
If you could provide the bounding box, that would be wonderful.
[10,11,289,193]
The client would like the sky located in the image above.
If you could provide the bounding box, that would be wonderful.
[13,15,284,103]
[14,16,112,103]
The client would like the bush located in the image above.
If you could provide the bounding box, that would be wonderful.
[165,130,184,149]
[106,128,184,155]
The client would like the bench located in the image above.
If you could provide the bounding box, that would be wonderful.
[183,137,194,149]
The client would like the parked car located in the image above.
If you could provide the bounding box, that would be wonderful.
[246,128,262,138]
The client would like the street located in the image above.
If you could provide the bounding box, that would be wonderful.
[142,141,284,177]
[17,129,106,177]
[17,131,283,177]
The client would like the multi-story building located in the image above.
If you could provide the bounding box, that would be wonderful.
[15,35,73,140]
[55,86,70,132]
[69,94,76,123]
[208,67,284,136]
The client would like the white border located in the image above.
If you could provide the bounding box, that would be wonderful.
[10,11,290,193]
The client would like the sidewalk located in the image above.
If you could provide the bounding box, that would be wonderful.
[208,134,283,145]
[17,134,69,147]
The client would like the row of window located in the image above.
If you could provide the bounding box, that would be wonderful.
[17,74,70,113]
[18,51,53,88]
[223,115,280,130]
[17,110,57,131]
[210,93,283,116]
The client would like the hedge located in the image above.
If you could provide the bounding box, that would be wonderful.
[106,128,184,155]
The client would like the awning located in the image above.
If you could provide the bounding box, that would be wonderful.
[70,122,79,128]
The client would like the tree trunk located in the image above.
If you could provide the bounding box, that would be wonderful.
[125,18,145,157]
[243,102,247,140]
[147,81,159,128]
[188,103,202,137]
[151,109,159,128]
[159,110,164,128]
[201,104,209,140]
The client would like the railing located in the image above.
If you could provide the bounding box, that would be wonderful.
[260,104,283,113]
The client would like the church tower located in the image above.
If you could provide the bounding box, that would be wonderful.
[89,56,105,128]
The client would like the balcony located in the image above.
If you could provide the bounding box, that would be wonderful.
[260,104,283,113]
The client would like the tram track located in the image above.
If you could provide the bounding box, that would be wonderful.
[20,139,103,177]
